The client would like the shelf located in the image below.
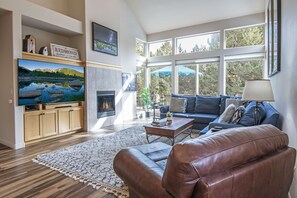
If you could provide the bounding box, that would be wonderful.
[22,52,84,67]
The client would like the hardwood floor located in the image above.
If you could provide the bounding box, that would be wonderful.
[0,121,147,198]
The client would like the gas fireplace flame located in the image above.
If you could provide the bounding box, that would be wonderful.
[102,100,110,110]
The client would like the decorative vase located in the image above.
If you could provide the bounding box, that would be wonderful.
[166,117,173,125]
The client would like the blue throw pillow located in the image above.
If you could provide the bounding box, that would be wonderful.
[239,102,266,126]
[195,95,221,115]
[172,94,196,113]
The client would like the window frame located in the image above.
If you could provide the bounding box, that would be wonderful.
[224,23,265,49]
[148,39,173,58]
[175,31,220,55]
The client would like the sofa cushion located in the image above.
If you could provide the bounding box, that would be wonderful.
[172,112,191,118]
[172,94,196,113]
[261,102,279,127]
[169,97,187,113]
[187,113,218,124]
[218,104,236,123]
[239,102,266,126]
[195,95,220,115]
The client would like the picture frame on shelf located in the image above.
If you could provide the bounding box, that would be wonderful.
[267,0,281,77]
[50,43,80,60]
[92,22,118,56]
[122,73,136,92]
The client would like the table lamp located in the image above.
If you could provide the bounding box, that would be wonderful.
[242,80,275,125]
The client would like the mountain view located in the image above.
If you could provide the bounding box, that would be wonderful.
[19,66,84,78]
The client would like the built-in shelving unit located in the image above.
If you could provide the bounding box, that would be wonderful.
[22,52,84,67]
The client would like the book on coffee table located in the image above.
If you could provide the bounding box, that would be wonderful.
[151,119,167,127]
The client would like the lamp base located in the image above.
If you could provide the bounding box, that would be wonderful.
[254,101,262,125]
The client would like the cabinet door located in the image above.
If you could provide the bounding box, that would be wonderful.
[41,110,58,137]
[71,107,83,130]
[58,108,71,133]
[24,112,42,142]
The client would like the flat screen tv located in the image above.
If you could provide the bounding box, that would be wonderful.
[92,22,118,56]
[18,59,85,106]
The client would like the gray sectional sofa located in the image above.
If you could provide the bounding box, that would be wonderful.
[159,94,280,134]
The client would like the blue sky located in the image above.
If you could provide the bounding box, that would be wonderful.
[18,59,84,73]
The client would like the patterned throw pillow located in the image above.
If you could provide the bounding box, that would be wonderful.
[169,97,187,113]
[230,106,245,124]
[218,104,236,123]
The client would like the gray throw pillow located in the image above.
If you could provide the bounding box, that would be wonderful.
[169,97,187,113]
[226,98,244,108]
[218,104,236,123]
[230,106,245,124]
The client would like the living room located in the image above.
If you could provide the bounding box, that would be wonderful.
[0,0,296,197]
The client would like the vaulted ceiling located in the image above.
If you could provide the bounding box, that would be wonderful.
[126,0,266,34]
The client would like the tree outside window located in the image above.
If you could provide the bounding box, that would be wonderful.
[149,67,172,104]
[149,40,172,57]
[136,40,145,56]
[225,25,264,48]
[226,59,264,96]
[176,32,220,54]
[136,66,145,107]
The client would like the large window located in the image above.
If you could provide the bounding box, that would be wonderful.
[149,66,172,104]
[149,40,172,57]
[136,39,145,56]
[136,66,145,107]
[225,25,264,48]
[143,22,265,98]
[176,32,220,54]
[198,62,219,96]
[226,58,264,96]
[177,62,219,96]
[177,65,196,95]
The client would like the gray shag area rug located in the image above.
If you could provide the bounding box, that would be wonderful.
[33,125,193,197]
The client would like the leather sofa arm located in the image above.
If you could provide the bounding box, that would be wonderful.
[113,148,172,198]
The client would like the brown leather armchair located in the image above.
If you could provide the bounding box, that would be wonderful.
[114,125,296,198]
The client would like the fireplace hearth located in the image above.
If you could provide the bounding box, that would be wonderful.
[97,91,115,118]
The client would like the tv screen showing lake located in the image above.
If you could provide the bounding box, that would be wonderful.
[18,59,85,106]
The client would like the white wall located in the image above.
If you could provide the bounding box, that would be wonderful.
[84,0,146,131]
[0,12,16,148]
[120,0,146,120]
[269,0,297,196]
[27,0,69,18]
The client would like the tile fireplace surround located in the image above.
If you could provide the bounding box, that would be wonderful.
[86,66,122,131]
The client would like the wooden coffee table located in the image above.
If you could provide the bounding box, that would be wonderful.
[143,117,194,145]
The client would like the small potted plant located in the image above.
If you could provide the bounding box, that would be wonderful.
[166,112,173,125]
[140,87,152,118]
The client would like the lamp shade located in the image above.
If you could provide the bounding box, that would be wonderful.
[242,80,275,102]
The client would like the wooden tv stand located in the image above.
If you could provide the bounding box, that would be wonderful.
[24,102,84,143]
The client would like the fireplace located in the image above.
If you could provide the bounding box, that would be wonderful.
[97,91,115,118]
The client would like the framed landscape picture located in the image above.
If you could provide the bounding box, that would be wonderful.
[92,22,118,56]
[122,73,136,92]
[267,0,281,77]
